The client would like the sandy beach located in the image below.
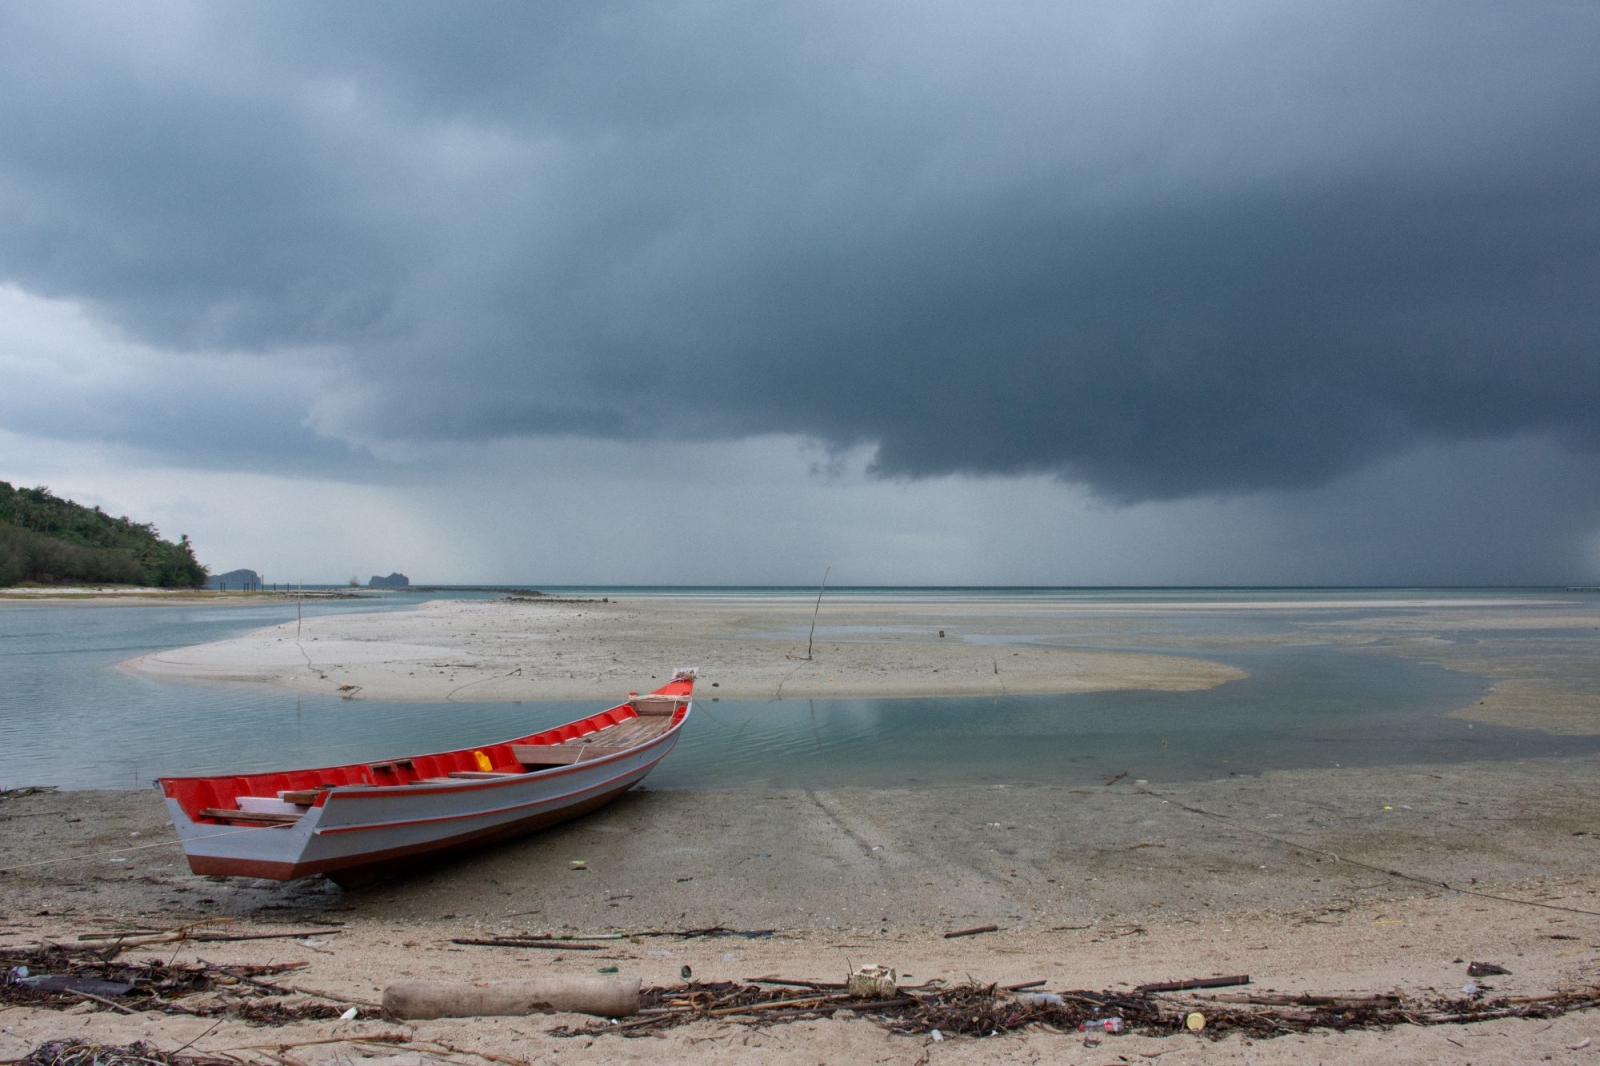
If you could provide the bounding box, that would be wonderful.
[7,591,1600,1062]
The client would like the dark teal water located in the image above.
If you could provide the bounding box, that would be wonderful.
[0,590,1592,790]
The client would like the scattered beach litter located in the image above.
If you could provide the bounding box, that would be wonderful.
[9,942,1600,1053]
[845,964,898,999]
[543,976,1600,1041]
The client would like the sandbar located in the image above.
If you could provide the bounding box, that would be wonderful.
[122,594,1249,700]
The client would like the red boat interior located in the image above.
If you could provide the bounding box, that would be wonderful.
[160,677,692,826]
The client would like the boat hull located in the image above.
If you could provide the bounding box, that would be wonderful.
[158,676,692,883]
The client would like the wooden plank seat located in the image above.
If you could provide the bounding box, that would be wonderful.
[511,743,635,767]
[413,771,523,784]
[607,718,672,739]
[584,716,674,747]
[278,789,324,805]
[198,808,303,826]
[509,712,674,768]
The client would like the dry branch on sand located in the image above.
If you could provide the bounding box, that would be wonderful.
[9,939,1600,1043]
[543,978,1600,1041]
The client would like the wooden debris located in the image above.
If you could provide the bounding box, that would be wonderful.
[628,925,775,939]
[943,924,999,939]
[1210,991,1400,1008]
[746,976,848,990]
[450,938,603,951]
[1137,974,1250,993]
[75,919,340,952]
[383,976,640,1019]
[544,980,1600,1041]
[65,989,139,1015]
[465,926,772,943]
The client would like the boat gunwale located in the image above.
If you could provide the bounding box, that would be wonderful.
[320,709,687,802]
[314,744,678,835]
[157,677,693,824]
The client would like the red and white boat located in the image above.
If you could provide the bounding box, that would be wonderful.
[157,670,694,884]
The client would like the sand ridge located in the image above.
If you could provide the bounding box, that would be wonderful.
[121,595,1248,701]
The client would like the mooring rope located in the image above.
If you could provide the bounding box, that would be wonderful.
[0,823,285,875]
[1135,785,1600,919]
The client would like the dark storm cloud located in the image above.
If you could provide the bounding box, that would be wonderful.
[2,1,1599,501]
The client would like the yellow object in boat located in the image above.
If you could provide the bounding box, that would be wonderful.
[474,750,493,772]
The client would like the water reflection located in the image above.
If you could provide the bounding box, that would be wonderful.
[3,599,1596,791]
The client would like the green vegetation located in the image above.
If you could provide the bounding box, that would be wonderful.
[0,481,207,588]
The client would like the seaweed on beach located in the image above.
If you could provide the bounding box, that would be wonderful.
[546,979,1600,1041]
[2,1034,487,1066]
[0,785,60,800]
[0,944,341,1022]
[2,1038,240,1066]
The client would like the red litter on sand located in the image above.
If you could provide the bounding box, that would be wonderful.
[1079,1016,1125,1034]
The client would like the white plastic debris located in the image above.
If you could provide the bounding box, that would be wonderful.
[847,964,899,999]
[339,1007,358,1021]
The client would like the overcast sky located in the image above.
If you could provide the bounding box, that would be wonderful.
[3,1,1599,585]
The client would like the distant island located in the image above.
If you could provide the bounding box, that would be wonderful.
[205,568,263,591]
[369,572,410,588]
[0,481,207,588]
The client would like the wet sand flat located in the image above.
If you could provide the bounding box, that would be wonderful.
[5,753,1600,1063]
[8,590,1600,1060]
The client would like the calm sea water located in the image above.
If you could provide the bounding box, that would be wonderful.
[0,588,1593,791]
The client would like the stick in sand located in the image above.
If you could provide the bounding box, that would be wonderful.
[804,566,829,661]
[944,924,1000,939]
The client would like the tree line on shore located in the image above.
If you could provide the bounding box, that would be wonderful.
[0,481,207,588]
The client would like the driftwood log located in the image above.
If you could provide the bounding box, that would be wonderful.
[382,977,641,1019]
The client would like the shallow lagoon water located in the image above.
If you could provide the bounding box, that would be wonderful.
[1,590,1594,790]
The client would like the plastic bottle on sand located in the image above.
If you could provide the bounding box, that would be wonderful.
[1079,1016,1124,1034]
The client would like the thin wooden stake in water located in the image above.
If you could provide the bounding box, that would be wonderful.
[804,566,830,661]
[297,579,303,637]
